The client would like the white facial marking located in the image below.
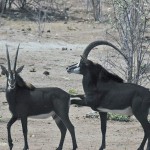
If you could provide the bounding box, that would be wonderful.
[8,73,11,81]
[73,68,80,74]
[72,63,80,74]
[97,107,133,116]
[7,73,16,90]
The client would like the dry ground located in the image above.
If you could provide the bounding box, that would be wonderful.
[0,17,147,150]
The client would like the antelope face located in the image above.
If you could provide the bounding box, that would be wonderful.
[66,63,80,74]
[1,65,24,90]
[66,56,92,75]
[7,70,16,90]
[1,45,24,91]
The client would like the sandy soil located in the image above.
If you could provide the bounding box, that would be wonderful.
[0,15,147,150]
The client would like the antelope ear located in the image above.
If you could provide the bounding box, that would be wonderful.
[16,65,24,73]
[1,65,8,75]
[80,55,89,66]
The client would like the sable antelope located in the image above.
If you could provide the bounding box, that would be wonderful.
[1,45,77,150]
[67,40,150,150]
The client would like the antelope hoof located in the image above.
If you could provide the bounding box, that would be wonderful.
[56,146,62,150]
[99,145,105,150]
[73,146,78,150]
[23,147,29,150]
[9,143,13,150]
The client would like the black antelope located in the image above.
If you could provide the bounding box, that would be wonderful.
[1,45,77,150]
[67,40,150,150]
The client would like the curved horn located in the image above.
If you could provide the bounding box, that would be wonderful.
[82,40,128,61]
[6,45,11,71]
[13,44,20,71]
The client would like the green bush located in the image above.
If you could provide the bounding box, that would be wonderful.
[107,113,130,122]
[68,89,78,95]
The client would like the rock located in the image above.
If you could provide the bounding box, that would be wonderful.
[27,27,31,31]
[62,47,67,51]
[86,111,99,118]
[64,21,68,24]
[43,71,50,76]
[29,68,36,72]
[145,36,150,40]
[2,101,7,105]
[67,26,76,31]
[30,134,35,138]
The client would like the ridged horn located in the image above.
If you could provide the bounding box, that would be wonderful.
[13,44,20,71]
[82,40,127,61]
[6,45,11,71]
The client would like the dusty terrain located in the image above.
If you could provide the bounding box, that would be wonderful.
[0,10,147,150]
